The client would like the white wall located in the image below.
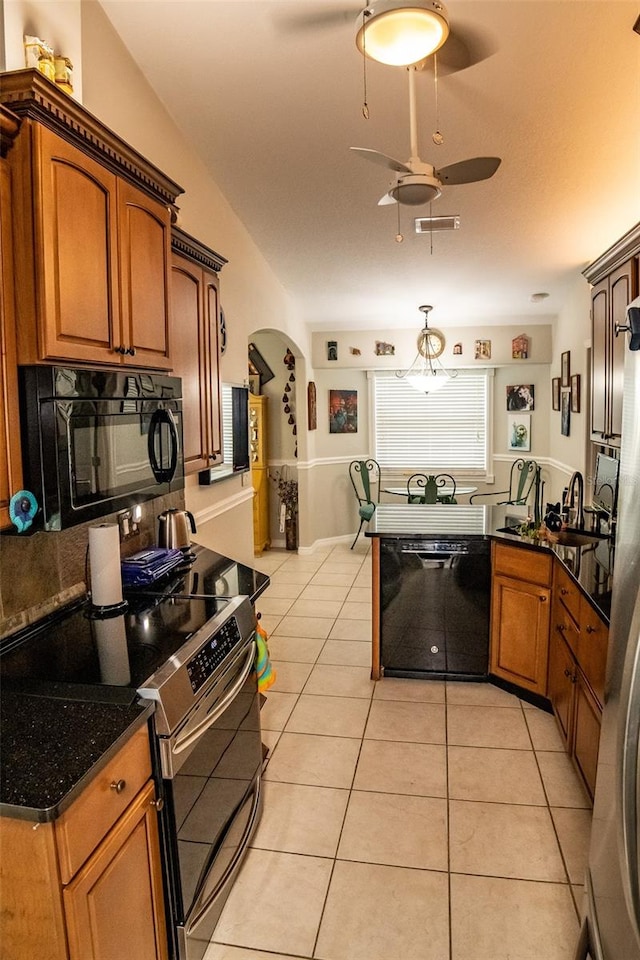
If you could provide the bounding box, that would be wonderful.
[547,275,592,506]
[2,0,83,99]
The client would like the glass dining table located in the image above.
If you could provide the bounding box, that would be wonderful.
[383,484,478,502]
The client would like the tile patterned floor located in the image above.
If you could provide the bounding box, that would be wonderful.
[205,543,591,960]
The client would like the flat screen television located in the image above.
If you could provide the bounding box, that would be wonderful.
[592,452,619,516]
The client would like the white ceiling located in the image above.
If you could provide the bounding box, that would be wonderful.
[99,0,640,331]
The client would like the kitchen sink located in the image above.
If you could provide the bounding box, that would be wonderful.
[495,525,608,547]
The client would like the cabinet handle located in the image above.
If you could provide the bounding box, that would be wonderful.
[110,779,127,794]
[557,623,565,632]
[150,796,165,812]
[560,588,568,595]
[126,346,136,356]
[564,668,572,678]
[615,321,630,338]
[115,345,127,355]
[539,595,547,602]
[585,625,595,634]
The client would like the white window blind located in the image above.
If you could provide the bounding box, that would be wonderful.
[372,371,490,473]
[221,383,233,464]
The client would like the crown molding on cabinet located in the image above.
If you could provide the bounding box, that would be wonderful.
[583,222,640,284]
[0,69,184,208]
[171,226,228,274]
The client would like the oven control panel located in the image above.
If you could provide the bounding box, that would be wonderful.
[186,616,243,693]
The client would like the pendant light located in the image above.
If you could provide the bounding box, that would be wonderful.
[356,1,450,67]
[396,305,455,394]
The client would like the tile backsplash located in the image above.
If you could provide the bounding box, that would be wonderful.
[0,490,185,639]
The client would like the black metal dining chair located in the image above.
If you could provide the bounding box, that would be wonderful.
[406,473,458,504]
[349,459,381,548]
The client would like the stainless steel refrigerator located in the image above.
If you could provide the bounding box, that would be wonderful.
[576,295,640,959]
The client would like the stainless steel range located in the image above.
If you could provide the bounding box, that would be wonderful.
[1,545,269,960]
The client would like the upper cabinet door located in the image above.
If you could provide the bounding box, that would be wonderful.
[34,125,120,364]
[170,254,210,473]
[590,279,608,440]
[117,179,172,369]
[609,262,634,438]
[203,271,223,464]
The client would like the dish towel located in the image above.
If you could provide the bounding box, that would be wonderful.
[255,618,276,693]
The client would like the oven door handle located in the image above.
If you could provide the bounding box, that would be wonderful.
[172,641,255,757]
[148,407,179,483]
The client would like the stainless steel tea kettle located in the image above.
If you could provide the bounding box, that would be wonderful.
[157,508,197,551]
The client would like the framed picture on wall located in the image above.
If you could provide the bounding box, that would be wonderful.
[552,377,561,411]
[561,391,571,436]
[570,374,581,413]
[507,413,531,452]
[561,351,571,387]
[329,390,358,433]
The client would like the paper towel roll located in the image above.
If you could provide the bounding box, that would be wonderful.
[94,616,131,686]
[89,523,123,607]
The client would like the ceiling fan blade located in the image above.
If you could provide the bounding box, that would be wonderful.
[350,147,411,174]
[378,193,397,206]
[274,5,357,33]
[424,22,498,75]
[435,157,501,185]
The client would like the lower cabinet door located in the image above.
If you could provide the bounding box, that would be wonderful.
[63,780,168,960]
[490,575,551,695]
[573,676,602,800]
[547,627,576,748]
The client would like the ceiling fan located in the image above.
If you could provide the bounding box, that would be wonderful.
[351,65,501,206]
[276,1,496,75]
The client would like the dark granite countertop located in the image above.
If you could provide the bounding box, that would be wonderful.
[0,691,154,822]
[366,503,614,623]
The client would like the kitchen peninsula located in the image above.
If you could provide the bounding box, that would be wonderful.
[366,502,614,799]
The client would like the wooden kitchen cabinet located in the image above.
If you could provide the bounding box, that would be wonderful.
[490,542,552,696]
[63,780,167,960]
[0,106,22,530]
[250,394,270,554]
[0,726,168,960]
[1,69,182,370]
[548,560,609,799]
[584,224,640,446]
[170,229,227,474]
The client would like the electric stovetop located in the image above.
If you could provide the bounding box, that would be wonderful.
[0,545,269,704]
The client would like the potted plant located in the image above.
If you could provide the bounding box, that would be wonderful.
[271,469,298,550]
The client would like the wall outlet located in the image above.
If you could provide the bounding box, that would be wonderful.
[117,506,141,540]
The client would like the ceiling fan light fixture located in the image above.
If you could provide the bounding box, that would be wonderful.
[389,174,442,205]
[356,1,450,67]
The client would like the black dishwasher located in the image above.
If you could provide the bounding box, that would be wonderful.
[380,538,491,680]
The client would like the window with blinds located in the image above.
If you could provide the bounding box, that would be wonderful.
[372,371,491,474]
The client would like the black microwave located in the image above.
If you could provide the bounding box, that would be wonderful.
[19,366,184,531]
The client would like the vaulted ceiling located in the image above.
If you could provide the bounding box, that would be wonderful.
[99,1,640,330]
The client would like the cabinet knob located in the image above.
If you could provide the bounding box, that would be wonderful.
[126,346,136,356]
[150,796,165,812]
[560,588,568,595]
[539,595,547,602]
[115,345,127,355]
[110,778,127,794]
[557,623,565,632]
[585,625,595,634]
[564,668,572,678]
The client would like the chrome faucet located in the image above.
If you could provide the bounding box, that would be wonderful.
[566,471,585,530]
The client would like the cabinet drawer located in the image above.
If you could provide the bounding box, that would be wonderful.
[492,542,552,587]
[55,726,151,884]
[554,562,580,625]
[578,597,609,707]
[553,600,579,659]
